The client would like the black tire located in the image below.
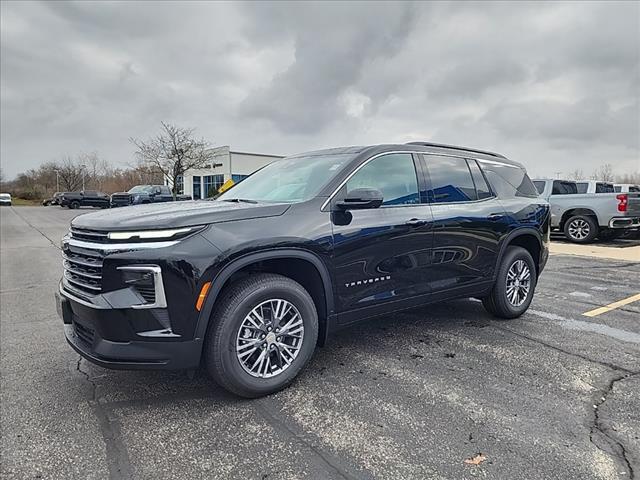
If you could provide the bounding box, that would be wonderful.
[204,273,318,398]
[563,215,598,243]
[482,246,537,319]
[70,201,80,209]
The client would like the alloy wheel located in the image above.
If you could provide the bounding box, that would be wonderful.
[568,219,590,240]
[505,259,531,307]
[236,299,304,378]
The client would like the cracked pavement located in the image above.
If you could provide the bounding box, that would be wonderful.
[1,207,639,479]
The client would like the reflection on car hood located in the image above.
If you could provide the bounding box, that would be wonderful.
[71,200,290,230]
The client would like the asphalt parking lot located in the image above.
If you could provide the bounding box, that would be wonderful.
[1,206,639,480]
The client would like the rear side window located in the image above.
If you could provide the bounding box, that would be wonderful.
[576,183,588,193]
[596,183,614,193]
[425,155,477,203]
[552,181,578,195]
[630,186,640,193]
[533,181,546,195]
[479,161,539,198]
[467,159,493,199]
[346,153,420,206]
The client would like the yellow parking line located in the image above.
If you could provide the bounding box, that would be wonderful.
[583,293,640,317]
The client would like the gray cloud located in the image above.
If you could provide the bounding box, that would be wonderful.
[1,1,639,180]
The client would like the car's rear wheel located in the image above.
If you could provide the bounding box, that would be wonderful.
[204,273,318,398]
[482,246,536,319]
[70,201,80,209]
[564,215,598,243]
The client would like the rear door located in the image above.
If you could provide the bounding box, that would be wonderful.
[422,155,507,292]
[331,152,434,323]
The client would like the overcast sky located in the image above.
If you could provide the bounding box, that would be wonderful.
[1,1,639,180]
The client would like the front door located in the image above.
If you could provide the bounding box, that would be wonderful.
[330,153,434,324]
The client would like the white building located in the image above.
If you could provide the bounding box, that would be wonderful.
[171,146,283,199]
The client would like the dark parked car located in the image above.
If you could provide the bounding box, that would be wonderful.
[56,142,549,398]
[59,191,110,209]
[111,185,191,207]
[43,192,64,206]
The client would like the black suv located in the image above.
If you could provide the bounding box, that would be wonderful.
[56,143,550,397]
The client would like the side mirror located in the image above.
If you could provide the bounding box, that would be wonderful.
[336,188,383,210]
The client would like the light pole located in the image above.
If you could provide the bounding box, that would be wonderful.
[81,164,87,191]
[54,170,60,193]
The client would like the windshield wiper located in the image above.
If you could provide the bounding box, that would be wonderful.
[221,198,258,204]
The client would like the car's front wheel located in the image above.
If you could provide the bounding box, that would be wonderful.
[204,273,318,398]
[482,246,537,319]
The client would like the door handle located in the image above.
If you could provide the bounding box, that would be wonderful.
[405,218,428,226]
[488,214,504,221]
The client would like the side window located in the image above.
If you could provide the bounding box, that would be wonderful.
[425,155,477,203]
[533,181,546,195]
[467,159,493,199]
[596,183,614,193]
[576,183,588,194]
[552,180,577,195]
[346,153,420,206]
[614,186,622,192]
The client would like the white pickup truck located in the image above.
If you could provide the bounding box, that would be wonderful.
[533,179,640,243]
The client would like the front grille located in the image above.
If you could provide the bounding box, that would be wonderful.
[70,227,109,243]
[73,322,95,346]
[111,194,131,205]
[62,249,103,295]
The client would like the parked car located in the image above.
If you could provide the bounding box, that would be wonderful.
[56,142,549,398]
[43,192,64,206]
[0,193,11,206]
[575,180,615,194]
[59,191,110,209]
[614,184,640,193]
[533,179,640,242]
[110,185,191,207]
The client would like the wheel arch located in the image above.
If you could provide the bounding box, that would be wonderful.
[496,228,543,278]
[195,249,335,347]
[560,208,599,229]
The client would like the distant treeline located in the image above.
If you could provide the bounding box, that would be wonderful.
[1,153,164,200]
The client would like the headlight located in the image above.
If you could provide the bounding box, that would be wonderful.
[108,227,200,241]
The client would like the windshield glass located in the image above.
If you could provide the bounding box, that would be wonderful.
[533,181,545,194]
[218,154,354,203]
[128,186,153,194]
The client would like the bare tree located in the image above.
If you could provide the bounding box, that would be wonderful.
[615,171,640,185]
[130,122,216,199]
[57,155,85,191]
[568,168,584,181]
[591,163,615,182]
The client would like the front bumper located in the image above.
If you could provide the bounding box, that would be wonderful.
[57,286,203,370]
[609,217,640,229]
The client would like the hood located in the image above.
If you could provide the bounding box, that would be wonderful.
[71,200,290,231]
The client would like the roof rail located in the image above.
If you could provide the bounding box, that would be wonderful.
[405,142,506,159]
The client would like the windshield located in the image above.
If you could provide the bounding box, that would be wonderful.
[128,186,153,194]
[218,154,354,203]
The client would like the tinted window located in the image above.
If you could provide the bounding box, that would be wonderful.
[467,159,493,199]
[552,181,578,195]
[614,186,622,192]
[630,186,640,193]
[596,183,614,193]
[426,155,477,203]
[533,181,546,194]
[346,153,419,206]
[84,191,97,196]
[479,162,539,198]
[576,183,588,193]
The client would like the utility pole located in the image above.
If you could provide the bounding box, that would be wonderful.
[81,164,86,191]
[554,171,563,179]
[54,170,60,193]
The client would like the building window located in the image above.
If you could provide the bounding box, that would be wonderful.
[193,176,202,200]
[203,175,224,198]
[175,175,184,195]
[232,174,248,184]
